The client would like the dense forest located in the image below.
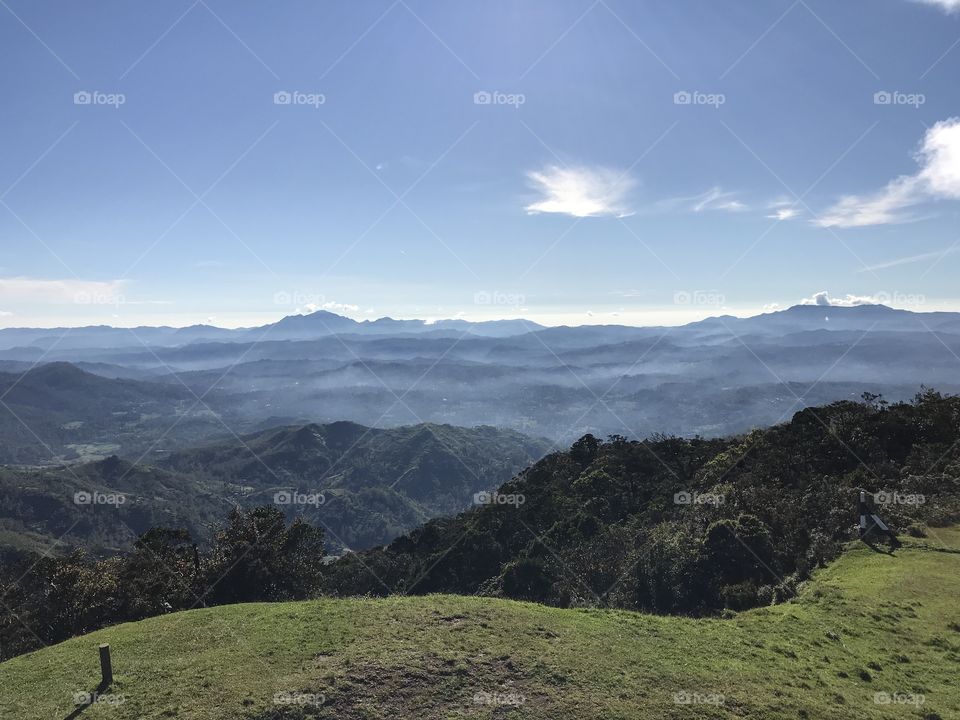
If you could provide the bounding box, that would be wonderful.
[323,390,960,611]
[2,391,958,660]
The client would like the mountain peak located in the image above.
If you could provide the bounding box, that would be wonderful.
[23,361,95,385]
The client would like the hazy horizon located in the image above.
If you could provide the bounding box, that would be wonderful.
[2,293,957,331]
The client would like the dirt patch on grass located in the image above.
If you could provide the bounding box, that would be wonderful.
[248,652,548,719]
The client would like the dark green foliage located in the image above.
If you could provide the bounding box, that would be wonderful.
[0,507,323,660]
[206,507,326,604]
[704,514,778,585]
[501,558,554,602]
[323,392,960,614]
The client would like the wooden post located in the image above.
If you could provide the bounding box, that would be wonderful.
[99,643,113,687]
[858,490,867,537]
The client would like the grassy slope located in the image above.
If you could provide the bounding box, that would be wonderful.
[3,528,959,720]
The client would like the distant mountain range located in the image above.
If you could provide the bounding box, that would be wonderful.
[1,304,958,448]
[2,303,959,354]
[0,310,546,352]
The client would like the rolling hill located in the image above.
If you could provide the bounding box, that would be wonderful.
[2,528,958,719]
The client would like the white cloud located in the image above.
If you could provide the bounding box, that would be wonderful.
[915,0,960,12]
[768,207,800,221]
[766,197,801,220]
[818,118,960,228]
[525,165,636,218]
[762,302,782,312]
[800,290,883,307]
[692,187,747,213]
[0,277,127,305]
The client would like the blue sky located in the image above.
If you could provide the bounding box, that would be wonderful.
[1,0,959,328]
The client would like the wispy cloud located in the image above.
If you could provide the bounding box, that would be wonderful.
[858,245,960,272]
[818,117,960,228]
[647,186,748,215]
[691,187,747,213]
[915,0,960,13]
[525,165,636,218]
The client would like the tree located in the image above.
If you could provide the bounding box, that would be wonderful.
[206,506,325,603]
[704,514,777,586]
[119,527,197,618]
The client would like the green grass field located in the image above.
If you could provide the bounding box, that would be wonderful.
[3,527,959,719]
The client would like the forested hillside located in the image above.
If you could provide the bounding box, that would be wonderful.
[0,421,549,555]
[324,391,960,613]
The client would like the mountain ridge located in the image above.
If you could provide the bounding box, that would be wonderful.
[0,418,551,554]
[2,303,955,351]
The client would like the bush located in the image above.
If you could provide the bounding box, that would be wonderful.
[501,558,554,602]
